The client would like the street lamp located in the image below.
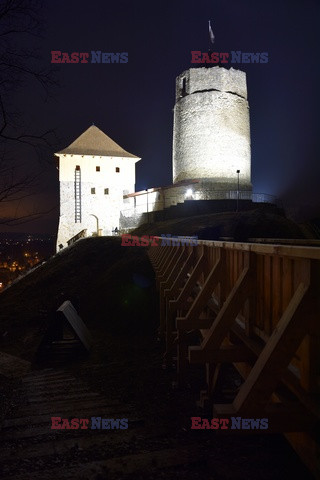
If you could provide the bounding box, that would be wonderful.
[90,214,99,236]
[236,170,240,212]
[145,189,149,223]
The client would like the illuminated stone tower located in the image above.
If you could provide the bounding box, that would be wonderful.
[56,125,140,250]
[172,66,251,192]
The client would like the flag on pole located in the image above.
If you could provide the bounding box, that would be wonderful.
[208,20,215,45]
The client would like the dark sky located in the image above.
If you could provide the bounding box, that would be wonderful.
[1,0,319,233]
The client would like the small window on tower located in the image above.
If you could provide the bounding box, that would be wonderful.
[182,77,186,94]
[91,188,96,194]
[116,167,120,173]
[104,188,109,195]
[96,166,100,172]
[75,165,80,170]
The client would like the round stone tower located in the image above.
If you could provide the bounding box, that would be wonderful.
[172,66,251,191]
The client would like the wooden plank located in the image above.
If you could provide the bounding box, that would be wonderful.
[299,334,318,393]
[169,253,205,311]
[282,257,294,312]
[160,247,184,287]
[159,248,186,333]
[157,247,176,278]
[189,265,252,361]
[256,254,263,330]
[263,255,273,335]
[230,249,234,286]
[151,237,320,259]
[151,240,320,478]
[233,282,312,413]
[165,250,195,299]
[152,245,166,270]
[154,246,171,274]
[57,301,91,351]
[230,323,320,419]
[151,237,320,258]
[158,247,182,286]
[271,256,283,329]
[176,251,224,330]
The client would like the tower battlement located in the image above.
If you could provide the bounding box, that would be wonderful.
[176,66,247,101]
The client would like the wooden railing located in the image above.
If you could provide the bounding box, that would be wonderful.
[148,238,320,478]
[67,229,87,247]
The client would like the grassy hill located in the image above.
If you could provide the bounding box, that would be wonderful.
[0,237,157,361]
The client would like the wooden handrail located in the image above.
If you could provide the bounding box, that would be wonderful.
[67,229,87,246]
[149,238,320,477]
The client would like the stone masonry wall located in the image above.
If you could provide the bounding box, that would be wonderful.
[173,67,251,188]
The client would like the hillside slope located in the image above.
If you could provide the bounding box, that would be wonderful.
[0,237,157,361]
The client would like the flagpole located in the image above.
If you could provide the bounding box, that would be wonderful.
[208,20,215,66]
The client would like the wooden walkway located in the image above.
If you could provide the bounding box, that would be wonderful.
[149,239,320,478]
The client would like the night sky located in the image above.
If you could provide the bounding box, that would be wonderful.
[1,0,319,233]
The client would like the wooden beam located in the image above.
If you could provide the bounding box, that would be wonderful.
[189,264,253,364]
[169,252,205,312]
[176,250,224,330]
[160,247,187,292]
[233,282,312,413]
[164,250,195,300]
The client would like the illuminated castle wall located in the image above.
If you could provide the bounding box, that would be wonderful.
[56,125,140,250]
[56,66,254,244]
[172,66,251,190]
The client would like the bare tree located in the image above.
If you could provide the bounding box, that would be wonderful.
[0,0,58,225]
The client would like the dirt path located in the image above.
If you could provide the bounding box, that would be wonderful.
[0,336,315,480]
[0,366,206,479]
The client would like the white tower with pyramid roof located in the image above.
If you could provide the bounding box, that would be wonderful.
[55,125,140,250]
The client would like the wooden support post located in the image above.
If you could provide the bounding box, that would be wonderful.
[189,263,253,363]
[233,281,312,414]
[160,247,187,292]
[176,249,225,330]
[159,248,186,336]
[150,243,165,267]
[155,246,172,276]
[165,250,196,300]
[163,251,197,364]
[157,247,182,289]
[169,249,205,312]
